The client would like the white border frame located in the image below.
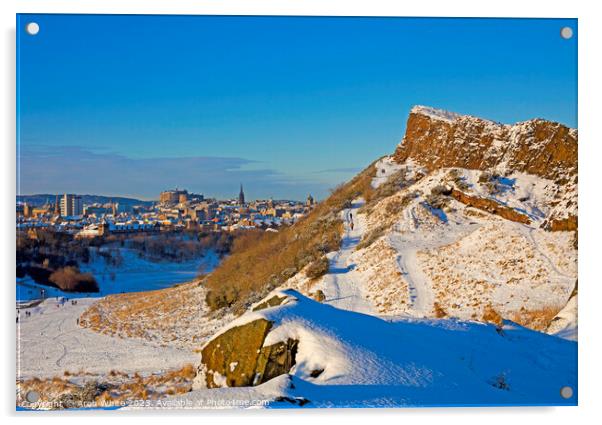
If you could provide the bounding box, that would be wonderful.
[2,1,600,424]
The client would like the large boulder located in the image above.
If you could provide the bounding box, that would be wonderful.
[201,317,298,388]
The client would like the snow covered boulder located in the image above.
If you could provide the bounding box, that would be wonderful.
[201,293,299,389]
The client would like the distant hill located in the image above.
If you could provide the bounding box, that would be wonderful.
[16,194,155,207]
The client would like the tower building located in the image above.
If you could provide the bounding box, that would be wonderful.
[306,194,315,207]
[60,194,83,217]
[54,194,61,216]
[238,184,245,206]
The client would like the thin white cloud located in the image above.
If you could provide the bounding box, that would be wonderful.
[18,145,330,201]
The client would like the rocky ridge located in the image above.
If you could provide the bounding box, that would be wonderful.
[394,105,577,227]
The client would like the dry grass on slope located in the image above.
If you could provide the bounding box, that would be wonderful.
[17,364,196,410]
[416,222,576,330]
[204,161,377,314]
[79,281,227,349]
[354,239,411,315]
[511,305,565,331]
[480,304,564,331]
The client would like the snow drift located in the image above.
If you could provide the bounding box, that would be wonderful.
[190,289,577,407]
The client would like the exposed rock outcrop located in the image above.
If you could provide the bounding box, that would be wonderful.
[252,295,288,312]
[394,106,577,182]
[191,290,576,405]
[201,318,298,388]
[393,106,577,227]
[450,189,531,224]
[544,215,578,232]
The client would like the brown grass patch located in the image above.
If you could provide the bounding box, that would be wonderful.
[17,364,197,410]
[433,302,447,318]
[204,161,377,313]
[305,256,330,280]
[79,280,218,347]
[511,305,564,331]
[482,304,504,327]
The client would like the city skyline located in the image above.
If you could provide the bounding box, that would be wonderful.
[17,15,577,199]
[17,184,315,204]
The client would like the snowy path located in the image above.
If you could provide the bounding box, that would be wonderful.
[394,249,433,316]
[320,199,376,315]
[526,227,574,280]
[16,298,197,379]
[388,204,482,317]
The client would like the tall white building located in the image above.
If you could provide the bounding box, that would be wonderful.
[60,194,83,217]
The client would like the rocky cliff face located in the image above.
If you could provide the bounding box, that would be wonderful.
[394,106,577,182]
[393,106,577,227]
[395,106,577,182]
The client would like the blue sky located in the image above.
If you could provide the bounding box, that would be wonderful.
[17,15,577,201]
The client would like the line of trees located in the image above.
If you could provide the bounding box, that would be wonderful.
[16,229,238,294]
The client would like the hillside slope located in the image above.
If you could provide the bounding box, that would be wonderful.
[165,290,577,408]
[284,107,577,337]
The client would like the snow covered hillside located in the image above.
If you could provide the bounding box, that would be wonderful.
[163,290,577,408]
[174,115,578,407]
[285,168,576,337]
[16,298,197,380]
[285,107,577,339]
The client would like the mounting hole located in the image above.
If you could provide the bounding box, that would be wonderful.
[560,27,573,40]
[25,390,40,403]
[560,386,574,399]
[26,22,40,36]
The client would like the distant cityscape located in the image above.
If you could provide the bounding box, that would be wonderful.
[16,185,317,237]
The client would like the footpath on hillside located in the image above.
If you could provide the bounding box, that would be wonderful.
[320,199,376,315]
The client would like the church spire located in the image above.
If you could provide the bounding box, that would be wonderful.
[238,183,245,206]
